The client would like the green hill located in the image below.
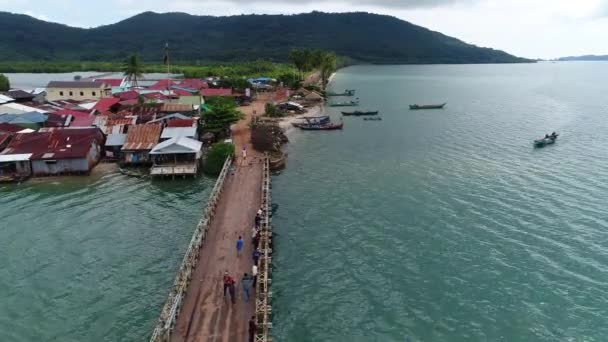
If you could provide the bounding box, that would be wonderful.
[0,11,530,64]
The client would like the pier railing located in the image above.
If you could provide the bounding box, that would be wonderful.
[255,156,273,342]
[149,156,233,342]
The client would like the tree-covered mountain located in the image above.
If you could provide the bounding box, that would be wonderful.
[0,11,530,64]
[558,55,608,61]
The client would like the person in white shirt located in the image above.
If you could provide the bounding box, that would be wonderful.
[252,264,258,288]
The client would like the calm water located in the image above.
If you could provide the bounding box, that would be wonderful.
[273,62,608,341]
[0,169,213,341]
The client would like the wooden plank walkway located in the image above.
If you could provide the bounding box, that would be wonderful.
[171,157,263,342]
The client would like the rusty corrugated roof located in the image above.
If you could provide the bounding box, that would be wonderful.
[122,123,162,151]
[160,103,193,113]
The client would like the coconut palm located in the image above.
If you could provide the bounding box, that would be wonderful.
[320,52,337,88]
[123,54,143,88]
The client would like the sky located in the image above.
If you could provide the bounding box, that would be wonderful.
[5,0,608,59]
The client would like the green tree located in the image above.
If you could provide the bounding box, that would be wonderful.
[320,52,337,88]
[203,96,244,137]
[204,142,234,176]
[122,54,143,88]
[289,49,306,80]
[0,74,9,92]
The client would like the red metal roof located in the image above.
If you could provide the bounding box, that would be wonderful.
[166,119,196,128]
[94,79,122,87]
[92,97,121,112]
[119,99,139,107]
[143,92,168,100]
[3,128,103,160]
[51,110,96,127]
[201,88,233,97]
[0,132,12,146]
[45,113,71,127]
[179,79,209,89]
[116,90,140,101]
[148,79,177,90]
[123,124,162,151]
[0,123,24,133]
[160,103,193,113]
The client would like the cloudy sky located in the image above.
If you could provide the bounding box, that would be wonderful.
[6,0,608,59]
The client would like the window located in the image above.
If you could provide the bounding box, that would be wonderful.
[92,91,96,96]
[69,91,73,96]
[59,91,64,96]
[80,91,84,96]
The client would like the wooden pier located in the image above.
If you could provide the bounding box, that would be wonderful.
[149,155,273,342]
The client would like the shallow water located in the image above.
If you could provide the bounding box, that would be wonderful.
[272,62,608,341]
[0,171,213,341]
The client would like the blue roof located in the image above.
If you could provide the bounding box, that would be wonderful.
[248,77,275,84]
[170,85,197,93]
[0,112,47,124]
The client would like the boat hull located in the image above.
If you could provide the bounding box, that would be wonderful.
[409,103,446,110]
[298,123,344,130]
[341,111,379,116]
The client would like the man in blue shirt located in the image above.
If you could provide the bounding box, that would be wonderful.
[236,236,244,256]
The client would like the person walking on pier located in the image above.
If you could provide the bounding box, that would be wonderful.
[241,273,254,302]
[252,264,258,288]
[242,146,247,161]
[249,316,257,342]
[236,236,244,256]
[223,272,236,304]
[253,248,261,265]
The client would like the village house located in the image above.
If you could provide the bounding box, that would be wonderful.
[150,136,203,178]
[160,118,198,141]
[5,90,35,103]
[0,128,104,177]
[122,123,162,165]
[46,81,111,101]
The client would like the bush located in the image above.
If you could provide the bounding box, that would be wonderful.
[204,142,234,176]
[265,103,284,118]
[0,74,9,91]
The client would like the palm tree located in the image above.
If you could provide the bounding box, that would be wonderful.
[320,52,337,88]
[123,54,143,88]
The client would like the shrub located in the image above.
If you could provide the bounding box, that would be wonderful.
[204,142,234,176]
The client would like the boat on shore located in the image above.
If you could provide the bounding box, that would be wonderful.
[341,110,379,116]
[330,99,359,107]
[534,133,559,148]
[326,89,355,96]
[409,103,447,110]
[299,122,344,130]
[292,115,330,128]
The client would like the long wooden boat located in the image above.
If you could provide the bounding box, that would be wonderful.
[363,117,382,121]
[292,115,330,127]
[330,100,359,107]
[409,103,447,110]
[341,110,379,116]
[298,122,344,130]
[326,89,355,96]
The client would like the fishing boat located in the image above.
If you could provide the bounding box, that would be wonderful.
[292,115,330,127]
[299,122,344,130]
[363,117,382,121]
[409,103,447,110]
[341,110,379,116]
[534,133,558,148]
[326,89,356,96]
[330,99,359,107]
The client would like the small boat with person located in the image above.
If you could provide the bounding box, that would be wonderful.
[330,99,359,107]
[534,132,558,148]
[341,110,379,116]
[409,103,447,110]
[326,89,356,96]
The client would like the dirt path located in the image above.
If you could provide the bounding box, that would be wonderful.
[170,97,268,342]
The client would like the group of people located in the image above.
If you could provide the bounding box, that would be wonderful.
[222,207,266,341]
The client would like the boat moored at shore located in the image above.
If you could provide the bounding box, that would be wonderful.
[330,99,360,107]
[326,89,356,96]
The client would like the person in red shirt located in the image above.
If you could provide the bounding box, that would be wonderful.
[223,272,236,304]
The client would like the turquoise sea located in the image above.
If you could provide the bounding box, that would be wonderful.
[272,63,608,341]
[0,169,213,341]
[2,62,608,341]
